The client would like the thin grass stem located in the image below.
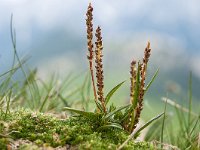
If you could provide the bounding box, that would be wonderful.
[160,96,168,149]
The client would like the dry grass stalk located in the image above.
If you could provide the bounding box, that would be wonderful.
[152,140,180,150]
[128,42,151,132]
[124,60,137,132]
[86,3,97,101]
[130,60,137,104]
[140,41,151,102]
[95,26,106,113]
[161,97,198,117]
[131,62,142,132]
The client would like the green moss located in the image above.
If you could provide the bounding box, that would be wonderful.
[0,119,11,150]
[0,138,8,150]
[1,109,153,149]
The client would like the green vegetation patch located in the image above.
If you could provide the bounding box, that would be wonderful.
[0,109,153,149]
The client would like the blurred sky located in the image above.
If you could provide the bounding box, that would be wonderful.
[0,0,200,97]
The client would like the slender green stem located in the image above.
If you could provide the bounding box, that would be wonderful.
[4,90,12,119]
[188,72,192,134]
[10,14,35,108]
[161,96,168,149]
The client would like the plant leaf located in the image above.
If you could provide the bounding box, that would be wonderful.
[63,107,95,117]
[160,97,168,148]
[188,71,192,133]
[0,57,28,78]
[132,62,141,109]
[105,81,126,105]
[117,113,164,150]
[145,68,159,93]
[119,109,130,122]
[94,100,104,113]
[189,115,200,136]
[104,104,131,120]
[97,123,123,131]
[134,112,164,138]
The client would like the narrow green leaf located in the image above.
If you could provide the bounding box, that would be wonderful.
[132,62,141,109]
[58,87,81,107]
[160,97,168,149]
[104,104,131,120]
[120,104,136,123]
[189,115,200,136]
[0,57,28,78]
[63,107,95,117]
[85,71,92,111]
[4,90,12,119]
[120,109,131,122]
[81,73,89,106]
[145,68,159,93]
[175,107,187,132]
[134,113,164,138]
[97,123,123,131]
[10,15,35,105]
[94,100,104,113]
[117,113,164,150]
[188,71,192,134]
[105,81,126,105]
[58,94,70,107]
[129,109,136,133]
[39,93,50,112]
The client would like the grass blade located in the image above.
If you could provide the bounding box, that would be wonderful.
[105,81,125,105]
[160,96,168,149]
[80,72,89,108]
[104,104,130,120]
[63,107,95,117]
[134,113,164,138]
[189,115,200,136]
[188,72,192,133]
[58,87,81,107]
[10,15,35,106]
[4,90,12,119]
[117,113,164,150]
[0,57,29,78]
[145,68,159,93]
[97,123,123,131]
[94,100,104,113]
[161,97,198,117]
